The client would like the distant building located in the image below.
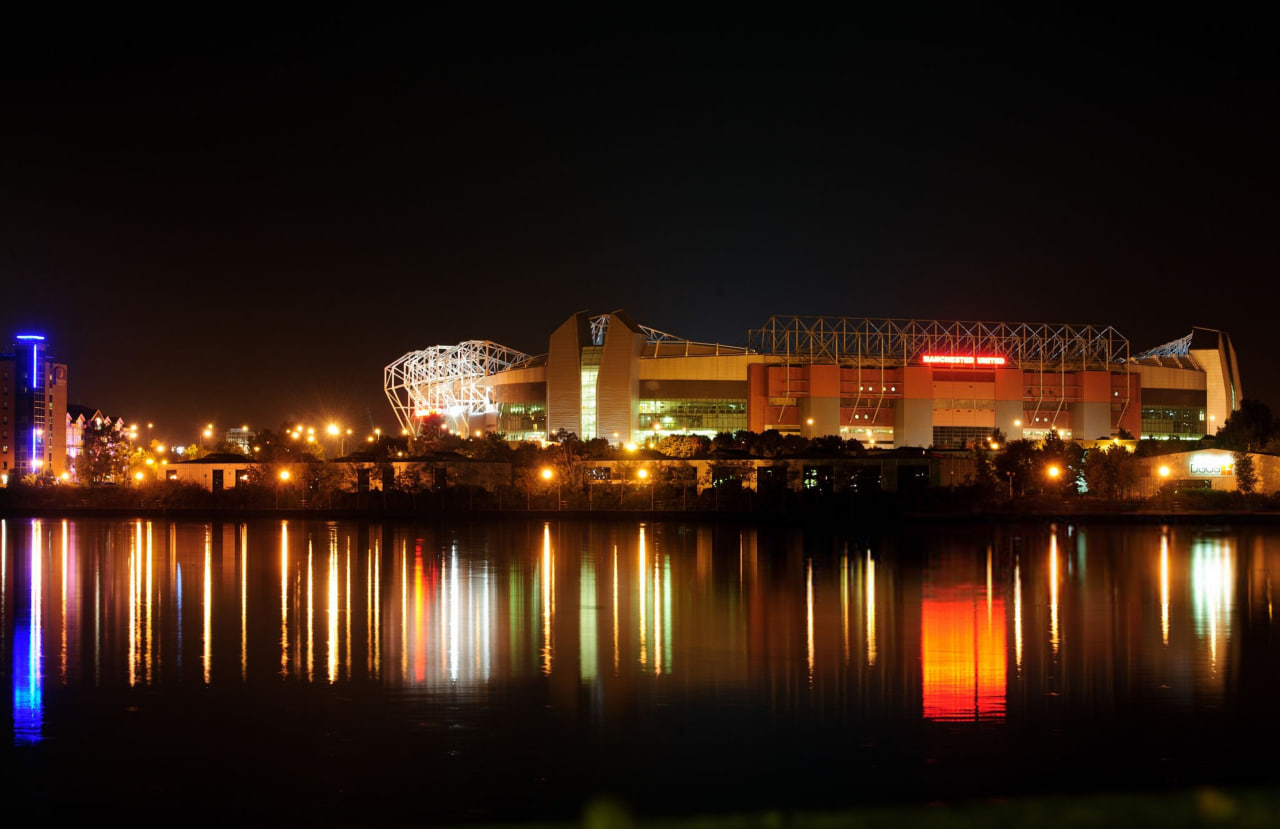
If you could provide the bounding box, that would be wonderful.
[385,311,1243,449]
[225,427,257,455]
[1,334,69,479]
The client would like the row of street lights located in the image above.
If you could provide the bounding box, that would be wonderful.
[539,466,656,510]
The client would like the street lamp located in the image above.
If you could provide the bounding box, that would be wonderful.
[638,467,653,510]
[541,467,559,510]
[277,469,290,509]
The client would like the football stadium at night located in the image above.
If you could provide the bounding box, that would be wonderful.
[385,311,1242,450]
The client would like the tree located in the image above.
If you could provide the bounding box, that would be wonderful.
[1234,452,1258,495]
[994,439,1038,497]
[1215,399,1274,452]
[1084,443,1139,500]
[657,434,710,458]
[75,418,130,484]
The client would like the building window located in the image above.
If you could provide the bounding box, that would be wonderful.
[637,399,747,436]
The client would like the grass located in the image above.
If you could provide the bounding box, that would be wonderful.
[444,785,1280,829]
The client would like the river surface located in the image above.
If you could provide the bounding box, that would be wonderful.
[3,515,1279,826]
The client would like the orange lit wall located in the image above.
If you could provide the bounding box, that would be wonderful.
[921,589,1006,721]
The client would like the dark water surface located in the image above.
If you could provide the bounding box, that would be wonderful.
[3,516,1279,826]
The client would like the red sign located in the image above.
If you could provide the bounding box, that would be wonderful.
[922,355,1006,366]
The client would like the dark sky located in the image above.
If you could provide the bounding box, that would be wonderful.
[3,11,1275,446]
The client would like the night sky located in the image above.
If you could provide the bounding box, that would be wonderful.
[3,12,1275,445]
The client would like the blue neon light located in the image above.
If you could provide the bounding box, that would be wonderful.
[31,342,39,471]
[16,334,45,341]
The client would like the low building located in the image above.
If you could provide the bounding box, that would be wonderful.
[1136,449,1279,496]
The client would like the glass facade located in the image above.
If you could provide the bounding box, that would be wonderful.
[580,346,602,441]
[497,402,546,442]
[931,426,993,449]
[1141,404,1204,440]
[637,399,747,436]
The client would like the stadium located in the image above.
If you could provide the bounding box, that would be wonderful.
[384,310,1241,450]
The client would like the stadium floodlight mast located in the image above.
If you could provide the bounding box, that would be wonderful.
[384,340,532,438]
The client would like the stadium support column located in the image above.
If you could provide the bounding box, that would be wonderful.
[1073,371,1114,440]
[546,312,590,440]
[895,366,933,448]
[798,364,840,438]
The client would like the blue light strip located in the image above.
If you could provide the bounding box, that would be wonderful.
[31,343,39,472]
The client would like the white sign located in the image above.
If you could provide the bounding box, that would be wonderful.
[1189,454,1234,476]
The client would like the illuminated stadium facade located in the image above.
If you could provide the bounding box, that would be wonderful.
[385,311,1242,449]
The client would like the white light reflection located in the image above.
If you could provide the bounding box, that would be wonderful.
[329,532,339,684]
[638,526,647,668]
[542,524,555,675]
[1191,536,1234,675]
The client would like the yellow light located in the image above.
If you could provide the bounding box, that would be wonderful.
[475,430,482,437]
[307,427,315,435]
[1047,465,1061,479]
[625,443,637,452]
[145,458,154,465]
[135,471,144,481]
[1159,466,1170,478]
[541,467,553,480]
[1014,419,1022,427]
[637,468,649,480]
[60,472,70,481]
[367,436,375,442]
[280,470,290,481]
[327,423,339,436]
[990,442,1000,451]
[806,418,814,425]
[306,435,315,443]
[157,444,166,453]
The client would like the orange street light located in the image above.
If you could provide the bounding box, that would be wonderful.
[1159,465,1171,478]
[1047,465,1061,479]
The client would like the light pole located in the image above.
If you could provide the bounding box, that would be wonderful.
[1007,470,1014,500]
[277,469,290,509]
[541,467,559,510]
[638,467,653,510]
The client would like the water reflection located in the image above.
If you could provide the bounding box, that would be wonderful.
[2,518,1274,750]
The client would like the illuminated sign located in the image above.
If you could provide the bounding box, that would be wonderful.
[1190,454,1234,476]
[922,354,1006,366]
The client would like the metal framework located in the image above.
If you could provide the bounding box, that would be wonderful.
[746,316,1130,370]
[1133,331,1193,359]
[384,340,532,437]
[588,314,685,346]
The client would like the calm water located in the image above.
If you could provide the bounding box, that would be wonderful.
[3,515,1279,825]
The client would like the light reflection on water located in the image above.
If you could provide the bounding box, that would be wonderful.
[3,516,1279,821]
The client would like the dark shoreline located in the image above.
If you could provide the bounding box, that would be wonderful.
[4,504,1280,525]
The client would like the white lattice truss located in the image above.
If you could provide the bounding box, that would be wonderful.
[384,341,532,437]
[746,316,1131,370]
